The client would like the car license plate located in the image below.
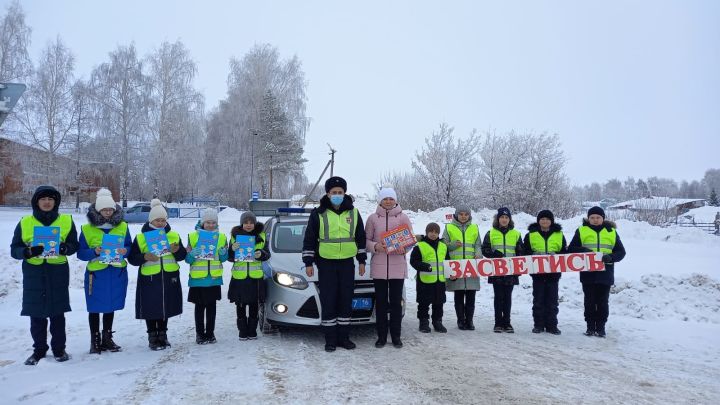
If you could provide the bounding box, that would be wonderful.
[352,297,372,310]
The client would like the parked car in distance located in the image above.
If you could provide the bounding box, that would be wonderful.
[123,203,151,223]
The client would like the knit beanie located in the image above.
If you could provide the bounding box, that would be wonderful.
[587,206,606,219]
[536,209,554,223]
[148,199,168,223]
[377,187,397,203]
[95,188,116,211]
[240,211,257,224]
[497,207,512,219]
[325,176,347,193]
[455,206,471,216]
[201,208,218,225]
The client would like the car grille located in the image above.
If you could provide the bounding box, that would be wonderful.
[297,297,319,319]
[354,280,374,289]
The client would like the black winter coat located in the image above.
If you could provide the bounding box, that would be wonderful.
[523,222,567,283]
[10,186,79,318]
[568,219,626,286]
[481,220,523,286]
[227,223,271,304]
[128,222,187,320]
[302,195,367,266]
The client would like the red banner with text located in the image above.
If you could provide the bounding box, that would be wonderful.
[443,253,606,279]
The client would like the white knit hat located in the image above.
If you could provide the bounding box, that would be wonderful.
[148,199,168,223]
[95,188,116,211]
[201,208,218,225]
[377,187,397,203]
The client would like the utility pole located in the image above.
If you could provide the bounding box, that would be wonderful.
[328,143,336,177]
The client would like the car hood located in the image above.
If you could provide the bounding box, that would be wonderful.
[266,252,372,282]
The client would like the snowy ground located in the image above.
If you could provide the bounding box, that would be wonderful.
[0,201,719,404]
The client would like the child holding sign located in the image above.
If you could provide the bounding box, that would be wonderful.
[522,210,566,335]
[186,208,227,344]
[228,211,270,340]
[568,206,626,338]
[128,199,186,350]
[482,207,524,333]
[77,188,131,354]
[11,186,78,365]
[410,223,449,334]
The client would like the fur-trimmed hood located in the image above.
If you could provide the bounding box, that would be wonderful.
[86,203,125,227]
[582,218,617,231]
[527,222,563,233]
[492,214,515,231]
[31,185,61,225]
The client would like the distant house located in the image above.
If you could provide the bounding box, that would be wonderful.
[607,196,706,218]
[0,137,120,205]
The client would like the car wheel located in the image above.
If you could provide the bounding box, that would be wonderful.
[258,303,278,335]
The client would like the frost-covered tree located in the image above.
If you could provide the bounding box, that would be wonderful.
[412,123,481,209]
[145,40,204,202]
[16,36,77,184]
[709,189,719,207]
[0,0,32,83]
[89,43,147,206]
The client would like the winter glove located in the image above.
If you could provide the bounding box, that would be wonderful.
[419,264,433,272]
[493,250,505,258]
[254,250,262,259]
[24,245,45,258]
[218,247,228,256]
[601,254,614,264]
[59,243,68,255]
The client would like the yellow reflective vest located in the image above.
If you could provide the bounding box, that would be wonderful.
[231,233,265,280]
[578,226,617,254]
[20,214,73,265]
[528,230,563,254]
[489,228,521,257]
[318,208,359,260]
[417,241,447,284]
[81,222,129,271]
[446,223,479,259]
[188,231,226,279]
[136,230,181,276]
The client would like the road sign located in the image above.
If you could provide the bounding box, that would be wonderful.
[252,191,260,201]
[0,83,27,127]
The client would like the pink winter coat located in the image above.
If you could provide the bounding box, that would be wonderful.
[365,204,414,280]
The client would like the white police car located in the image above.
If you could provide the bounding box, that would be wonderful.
[259,208,403,332]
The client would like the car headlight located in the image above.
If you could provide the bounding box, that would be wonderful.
[273,271,309,290]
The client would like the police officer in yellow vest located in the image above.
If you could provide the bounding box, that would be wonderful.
[77,188,131,354]
[568,206,626,338]
[482,207,525,333]
[11,186,79,365]
[303,176,367,352]
[410,222,449,334]
[128,199,187,350]
[442,206,482,331]
[522,210,567,335]
[228,211,270,341]
[186,208,227,345]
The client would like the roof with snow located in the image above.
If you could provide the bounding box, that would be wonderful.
[608,196,706,210]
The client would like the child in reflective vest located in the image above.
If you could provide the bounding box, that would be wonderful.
[482,207,524,333]
[228,211,270,340]
[410,222,449,334]
[186,208,227,344]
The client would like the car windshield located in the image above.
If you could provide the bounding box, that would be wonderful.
[272,222,306,253]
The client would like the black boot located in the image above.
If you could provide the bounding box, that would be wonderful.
[465,319,475,331]
[148,331,162,350]
[101,330,121,352]
[24,352,45,366]
[196,332,208,345]
[205,333,217,344]
[532,326,544,334]
[432,320,447,333]
[391,335,403,349]
[53,350,71,362]
[584,321,595,336]
[546,326,562,335]
[595,323,606,338]
[247,317,259,340]
[338,338,356,350]
[375,336,387,348]
[238,318,249,341]
[457,319,467,330]
[419,319,431,333]
[157,331,171,348]
[89,332,102,354]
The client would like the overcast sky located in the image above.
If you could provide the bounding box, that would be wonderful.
[16,0,720,196]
